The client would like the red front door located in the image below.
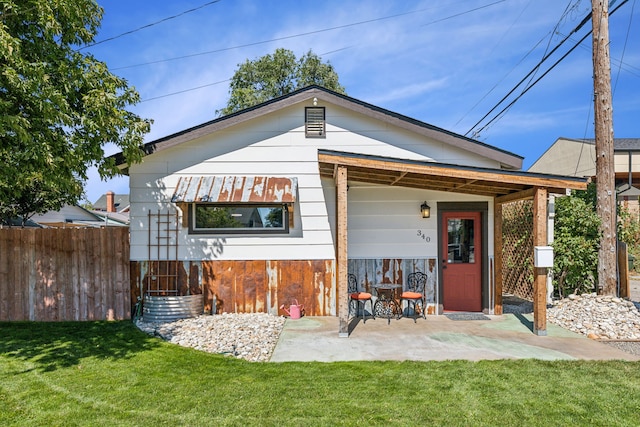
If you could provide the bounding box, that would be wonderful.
[442,212,482,312]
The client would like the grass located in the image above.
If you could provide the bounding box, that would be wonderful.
[1,321,639,426]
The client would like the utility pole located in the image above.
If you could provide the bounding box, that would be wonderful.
[592,0,617,295]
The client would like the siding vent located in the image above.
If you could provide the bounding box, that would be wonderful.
[305,107,325,138]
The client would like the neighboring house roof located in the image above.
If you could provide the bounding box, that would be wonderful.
[610,138,640,151]
[113,85,524,171]
[93,193,130,213]
[528,137,640,178]
[1,218,43,228]
[89,210,130,226]
[551,137,640,151]
[30,205,102,227]
[29,205,128,227]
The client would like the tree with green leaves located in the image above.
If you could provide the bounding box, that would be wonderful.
[218,48,345,116]
[0,0,151,226]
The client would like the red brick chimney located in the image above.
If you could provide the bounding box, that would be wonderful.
[106,191,116,213]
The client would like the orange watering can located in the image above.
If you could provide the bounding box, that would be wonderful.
[280,299,304,319]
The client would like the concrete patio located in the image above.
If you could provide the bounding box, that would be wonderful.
[270,313,640,362]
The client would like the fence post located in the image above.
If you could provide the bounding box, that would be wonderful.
[618,241,629,298]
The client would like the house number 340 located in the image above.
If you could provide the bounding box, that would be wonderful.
[416,230,431,243]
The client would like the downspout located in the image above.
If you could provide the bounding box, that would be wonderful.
[629,150,633,188]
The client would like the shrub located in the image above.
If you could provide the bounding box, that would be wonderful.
[617,205,640,268]
[552,194,601,297]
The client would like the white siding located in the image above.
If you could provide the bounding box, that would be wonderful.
[129,101,498,261]
[337,184,493,259]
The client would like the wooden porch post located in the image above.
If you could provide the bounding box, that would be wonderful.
[533,187,548,336]
[494,200,503,315]
[336,166,349,337]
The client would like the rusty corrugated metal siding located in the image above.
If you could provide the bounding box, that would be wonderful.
[131,259,335,316]
[171,176,297,203]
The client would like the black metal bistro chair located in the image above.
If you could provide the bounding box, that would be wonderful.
[348,273,374,323]
[401,272,428,322]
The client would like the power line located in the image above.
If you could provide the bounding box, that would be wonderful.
[474,32,590,138]
[140,79,231,103]
[137,46,352,103]
[464,4,593,137]
[467,0,629,139]
[521,1,583,103]
[612,0,637,94]
[455,0,551,127]
[420,0,506,27]
[80,1,223,50]
[557,31,640,77]
[132,2,510,103]
[112,1,506,71]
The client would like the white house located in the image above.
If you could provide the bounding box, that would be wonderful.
[116,86,587,336]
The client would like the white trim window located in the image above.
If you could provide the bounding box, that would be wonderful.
[189,203,289,235]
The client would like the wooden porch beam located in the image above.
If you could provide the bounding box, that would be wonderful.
[390,171,408,185]
[495,188,536,205]
[452,179,478,192]
[494,200,503,315]
[533,187,548,336]
[318,152,588,191]
[336,166,349,337]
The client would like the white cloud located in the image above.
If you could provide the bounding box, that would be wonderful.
[367,79,449,105]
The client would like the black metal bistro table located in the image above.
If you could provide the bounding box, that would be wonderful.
[372,283,402,324]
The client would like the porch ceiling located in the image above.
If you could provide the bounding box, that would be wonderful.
[318,150,589,199]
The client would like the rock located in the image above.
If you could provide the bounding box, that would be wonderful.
[548,293,640,341]
[136,313,285,362]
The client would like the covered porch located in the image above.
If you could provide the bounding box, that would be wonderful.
[317,150,589,337]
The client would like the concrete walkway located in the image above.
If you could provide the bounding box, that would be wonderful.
[270,314,640,362]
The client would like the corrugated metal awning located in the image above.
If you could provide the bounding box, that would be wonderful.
[171,176,297,203]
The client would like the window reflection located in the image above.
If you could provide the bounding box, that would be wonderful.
[193,204,286,233]
[447,219,475,263]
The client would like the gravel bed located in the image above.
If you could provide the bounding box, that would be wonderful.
[136,313,285,362]
[602,340,640,356]
[504,293,640,356]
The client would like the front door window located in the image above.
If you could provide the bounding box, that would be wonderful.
[447,219,475,264]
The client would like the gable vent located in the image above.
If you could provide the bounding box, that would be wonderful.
[305,107,325,138]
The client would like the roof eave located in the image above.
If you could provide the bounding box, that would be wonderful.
[112,85,523,170]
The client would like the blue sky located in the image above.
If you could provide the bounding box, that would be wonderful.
[83,0,640,203]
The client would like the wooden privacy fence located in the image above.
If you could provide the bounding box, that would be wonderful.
[0,227,130,321]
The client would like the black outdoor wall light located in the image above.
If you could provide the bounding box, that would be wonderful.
[420,201,431,218]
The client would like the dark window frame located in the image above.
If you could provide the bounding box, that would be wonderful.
[305,106,325,138]
[188,203,290,235]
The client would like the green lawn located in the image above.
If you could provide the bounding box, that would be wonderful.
[1,321,639,426]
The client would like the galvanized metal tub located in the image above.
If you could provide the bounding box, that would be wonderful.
[143,294,204,322]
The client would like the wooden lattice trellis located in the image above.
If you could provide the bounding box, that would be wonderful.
[502,199,534,300]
